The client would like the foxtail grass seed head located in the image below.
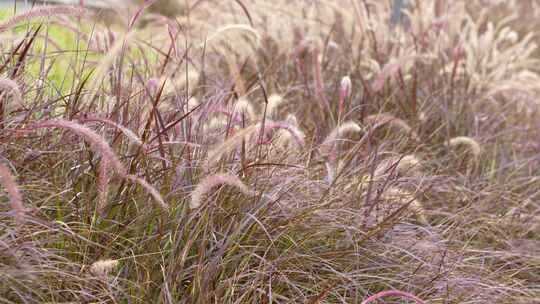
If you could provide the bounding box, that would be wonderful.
[0,5,86,33]
[233,98,256,122]
[447,136,482,158]
[0,162,26,225]
[24,119,127,212]
[204,124,259,169]
[383,187,428,225]
[81,117,145,148]
[374,154,421,177]
[123,175,168,211]
[266,94,285,118]
[0,77,23,107]
[190,173,255,209]
[365,113,418,140]
[339,76,352,117]
[89,259,119,277]
[320,121,363,156]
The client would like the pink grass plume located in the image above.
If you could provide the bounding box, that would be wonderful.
[338,76,352,119]
[0,162,27,225]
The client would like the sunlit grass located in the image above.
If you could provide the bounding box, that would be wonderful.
[0,1,539,303]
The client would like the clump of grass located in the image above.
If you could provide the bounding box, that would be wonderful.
[1,0,540,302]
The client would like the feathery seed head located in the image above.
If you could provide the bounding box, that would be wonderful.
[320,121,363,156]
[340,76,352,99]
[190,173,255,209]
[266,94,285,118]
[0,162,26,225]
[447,136,482,158]
[89,259,119,277]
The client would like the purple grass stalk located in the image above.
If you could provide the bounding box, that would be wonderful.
[0,162,27,225]
[129,0,159,29]
[313,46,331,110]
[0,5,86,33]
[293,39,310,75]
[361,290,426,304]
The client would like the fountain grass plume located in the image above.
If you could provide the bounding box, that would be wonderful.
[26,119,125,173]
[22,119,126,211]
[266,94,285,118]
[123,175,168,211]
[319,121,363,156]
[233,98,257,122]
[0,5,85,33]
[0,77,23,107]
[203,24,261,48]
[204,124,260,170]
[313,46,331,111]
[447,136,482,158]
[382,187,428,225]
[273,115,301,149]
[81,117,145,149]
[364,113,418,140]
[339,76,352,118]
[373,154,421,178]
[205,120,305,169]
[190,172,255,209]
[0,162,26,225]
[263,120,306,147]
[89,259,119,277]
[372,55,419,92]
[320,121,362,183]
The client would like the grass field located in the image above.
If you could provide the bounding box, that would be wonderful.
[0,0,539,303]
